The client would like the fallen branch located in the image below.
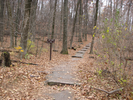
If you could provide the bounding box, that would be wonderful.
[11,60,38,65]
[0,49,19,53]
[124,57,133,61]
[91,87,124,95]
[108,88,124,94]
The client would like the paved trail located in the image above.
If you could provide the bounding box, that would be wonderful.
[44,43,91,100]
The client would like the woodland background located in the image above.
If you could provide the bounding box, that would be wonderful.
[0,0,133,99]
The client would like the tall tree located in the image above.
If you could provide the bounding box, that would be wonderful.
[89,0,99,54]
[21,0,32,56]
[47,0,53,38]
[61,0,68,54]
[0,0,5,43]
[69,0,80,48]
[59,0,63,41]
[51,0,57,39]
[78,0,83,42]
[84,0,89,41]
[15,0,22,47]
[30,0,38,41]
[6,0,14,48]
[126,0,132,26]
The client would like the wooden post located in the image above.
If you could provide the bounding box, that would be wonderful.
[47,39,55,60]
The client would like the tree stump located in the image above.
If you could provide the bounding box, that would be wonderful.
[0,51,11,67]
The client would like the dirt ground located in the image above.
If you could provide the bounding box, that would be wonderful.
[0,35,91,99]
[0,35,132,100]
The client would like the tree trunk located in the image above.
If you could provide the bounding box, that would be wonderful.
[30,0,38,42]
[69,0,80,48]
[59,0,63,41]
[51,0,57,39]
[61,0,68,54]
[110,0,112,18]
[78,0,82,42]
[0,0,4,43]
[84,0,88,41]
[15,0,21,47]
[47,0,52,39]
[6,0,14,48]
[89,0,99,54]
[21,0,32,56]
[126,0,132,26]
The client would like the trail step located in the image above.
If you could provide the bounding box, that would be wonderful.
[45,80,80,86]
[50,90,74,100]
[86,45,90,47]
[72,43,90,58]
[81,48,87,51]
[86,43,91,47]
[45,61,81,86]
[83,47,90,49]
[77,51,85,54]
[72,53,83,58]
[45,69,81,86]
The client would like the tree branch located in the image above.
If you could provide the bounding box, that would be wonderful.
[91,87,124,95]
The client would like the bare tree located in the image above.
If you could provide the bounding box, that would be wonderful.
[51,0,58,39]
[0,0,5,44]
[59,0,63,41]
[61,0,68,54]
[78,0,83,42]
[6,0,15,48]
[69,0,80,48]
[30,0,38,41]
[126,0,132,26]
[21,0,32,56]
[15,0,22,47]
[84,0,89,41]
[89,0,99,54]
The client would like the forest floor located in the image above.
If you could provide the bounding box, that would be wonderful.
[0,35,132,100]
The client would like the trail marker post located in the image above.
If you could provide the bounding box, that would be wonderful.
[47,39,55,60]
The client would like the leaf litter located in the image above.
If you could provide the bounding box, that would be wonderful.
[1,36,131,100]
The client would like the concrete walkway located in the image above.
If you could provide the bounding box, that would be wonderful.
[45,43,91,100]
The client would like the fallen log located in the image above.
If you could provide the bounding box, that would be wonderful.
[11,60,38,65]
[0,49,19,53]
